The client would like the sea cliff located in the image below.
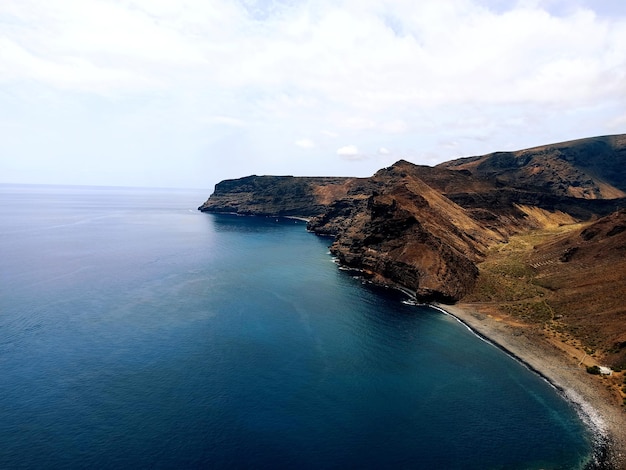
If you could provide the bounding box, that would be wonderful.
[200,135,626,307]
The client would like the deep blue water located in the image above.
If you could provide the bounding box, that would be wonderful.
[0,184,593,469]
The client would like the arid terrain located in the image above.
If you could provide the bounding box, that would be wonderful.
[454,213,626,468]
[464,209,626,368]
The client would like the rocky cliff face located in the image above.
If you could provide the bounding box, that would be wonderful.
[198,175,353,217]
[307,161,504,302]
[199,134,626,305]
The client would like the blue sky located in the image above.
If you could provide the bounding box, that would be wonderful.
[1,0,625,189]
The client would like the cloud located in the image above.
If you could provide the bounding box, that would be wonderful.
[4,1,625,108]
[337,144,366,161]
[295,138,315,149]
[0,1,209,93]
[378,147,390,155]
[1,1,626,187]
[337,145,359,156]
[4,1,626,106]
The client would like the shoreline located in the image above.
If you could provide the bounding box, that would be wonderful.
[433,302,626,469]
[208,211,625,467]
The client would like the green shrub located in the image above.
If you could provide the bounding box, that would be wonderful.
[586,365,601,375]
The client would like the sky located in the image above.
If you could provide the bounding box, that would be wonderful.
[1,0,626,190]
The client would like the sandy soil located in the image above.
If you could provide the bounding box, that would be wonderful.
[434,302,626,469]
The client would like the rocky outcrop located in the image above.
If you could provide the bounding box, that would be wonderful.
[308,161,503,302]
[198,134,626,305]
[311,193,480,302]
[198,175,353,217]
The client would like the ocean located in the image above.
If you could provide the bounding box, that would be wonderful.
[0,184,594,469]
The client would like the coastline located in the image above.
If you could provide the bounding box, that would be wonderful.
[433,302,626,470]
[204,212,626,467]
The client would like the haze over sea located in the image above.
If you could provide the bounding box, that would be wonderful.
[0,184,594,469]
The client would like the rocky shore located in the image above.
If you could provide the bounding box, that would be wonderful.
[437,302,626,469]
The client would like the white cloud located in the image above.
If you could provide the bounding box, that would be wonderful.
[1,0,626,187]
[337,144,366,161]
[337,145,359,156]
[378,147,390,155]
[3,1,626,106]
[295,138,315,149]
[3,1,625,106]
[0,1,210,93]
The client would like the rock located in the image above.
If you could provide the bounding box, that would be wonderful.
[307,165,497,302]
[198,175,353,217]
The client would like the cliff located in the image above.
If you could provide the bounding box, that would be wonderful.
[307,161,503,301]
[198,175,353,217]
[199,134,626,365]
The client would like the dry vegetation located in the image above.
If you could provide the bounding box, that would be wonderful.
[462,216,626,407]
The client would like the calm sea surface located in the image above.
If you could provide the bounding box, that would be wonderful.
[0,185,593,469]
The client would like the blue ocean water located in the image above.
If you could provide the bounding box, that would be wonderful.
[0,184,593,469]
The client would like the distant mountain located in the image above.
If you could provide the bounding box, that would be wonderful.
[199,134,626,366]
[439,134,626,199]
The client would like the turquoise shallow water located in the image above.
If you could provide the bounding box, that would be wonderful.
[0,185,593,469]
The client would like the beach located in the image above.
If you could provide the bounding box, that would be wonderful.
[435,302,626,469]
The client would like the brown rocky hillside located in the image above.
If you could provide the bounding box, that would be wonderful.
[533,210,626,367]
[199,133,626,365]
[439,134,626,199]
